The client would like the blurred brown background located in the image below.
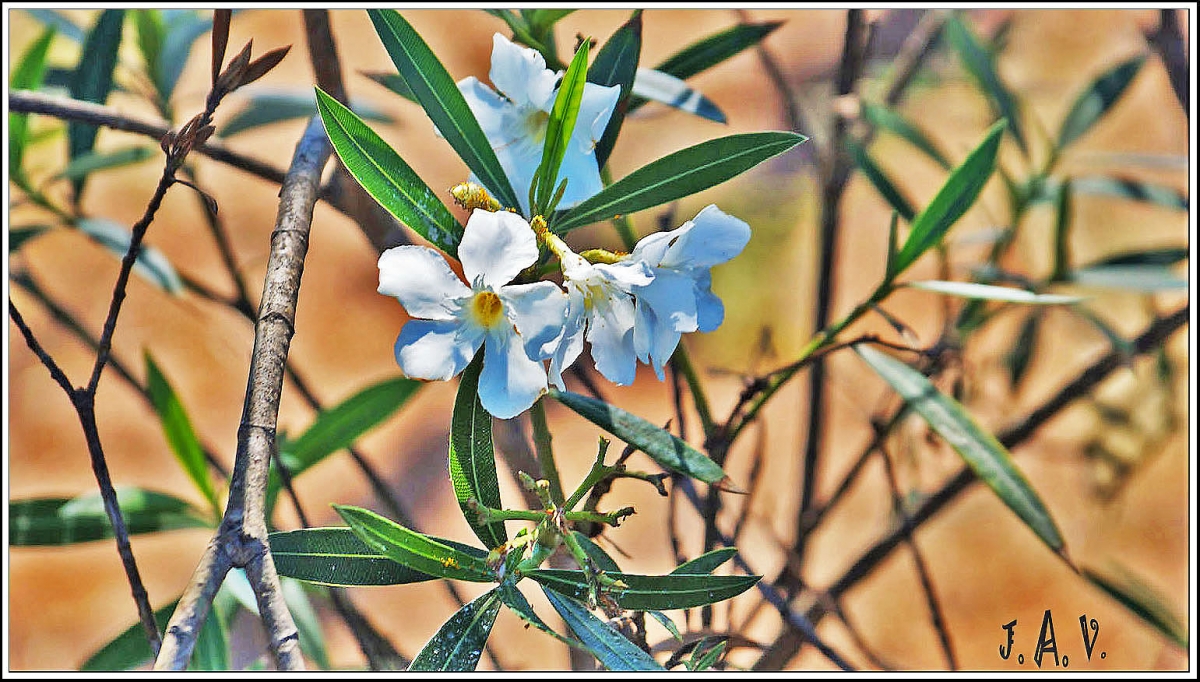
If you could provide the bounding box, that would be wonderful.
[7,8,1191,671]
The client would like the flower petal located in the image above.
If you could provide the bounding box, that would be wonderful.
[547,290,587,390]
[458,209,539,287]
[458,76,514,143]
[488,33,557,109]
[554,145,606,209]
[587,293,638,386]
[479,328,548,419]
[502,281,568,358]
[693,269,726,332]
[634,268,699,333]
[378,246,471,320]
[629,229,675,268]
[394,319,480,381]
[576,82,621,150]
[660,205,751,269]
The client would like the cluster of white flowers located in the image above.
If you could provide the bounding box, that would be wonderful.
[375,34,751,419]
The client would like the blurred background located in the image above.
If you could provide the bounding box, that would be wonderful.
[6,8,1191,671]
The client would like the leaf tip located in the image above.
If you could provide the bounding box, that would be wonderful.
[711,476,746,495]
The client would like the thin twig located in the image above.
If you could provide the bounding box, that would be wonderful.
[153,117,333,670]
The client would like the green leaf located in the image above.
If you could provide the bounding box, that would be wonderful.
[145,352,222,519]
[847,137,915,221]
[541,588,664,671]
[188,598,229,671]
[68,9,126,202]
[9,488,210,546]
[410,588,502,671]
[890,120,1005,277]
[23,9,84,43]
[629,68,725,124]
[553,131,806,233]
[360,70,418,104]
[854,344,1064,553]
[1084,247,1188,268]
[534,39,590,214]
[656,21,783,82]
[671,547,738,575]
[368,9,519,211]
[571,531,622,573]
[1071,175,1188,211]
[76,217,185,294]
[133,10,164,84]
[56,146,156,181]
[1050,177,1073,281]
[269,527,486,587]
[314,87,464,256]
[1067,265,1187,292]
[1082,563,1188,650]
[497,582,579,648]
[860,102,951,170]
[549,389,737,490]
[906,280,1083,305]
[9,26,57,181]
[589,11,642,168]
[81,600,178,671]
[157,11,212,101]
[529,569,761,611]
[943,13,1027,155]
[524,9,576,36]
[449,354,506,549]
[334,505,494,583]
[1005,312,1041,391]
[268,373,421,508]
[281,578,330,670]
[648,611,683,641]
[8,226,53,253]
[222,88,395,137]
[1057,55,1145,150]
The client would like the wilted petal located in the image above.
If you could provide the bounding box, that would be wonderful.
[458,210,539,287]
[660,205,751,269]
[488,33,557,109]
[378,246,471,320]
[479,327,548,419]
[394,319,480,381]
[502,281,568,358]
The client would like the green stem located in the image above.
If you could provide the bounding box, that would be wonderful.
[670,345,716,439]
[565,438,612,510]
[529,398,565,506]
[470,502,546,526]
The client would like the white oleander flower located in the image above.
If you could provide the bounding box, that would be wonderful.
[378,209,567,418]
[628,205,751,379]
[458,33,620,216]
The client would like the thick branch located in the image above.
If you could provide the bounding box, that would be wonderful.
[154,117,332,671]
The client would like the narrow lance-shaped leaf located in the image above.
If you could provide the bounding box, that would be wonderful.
[68,9,126,202]
[860,102,951,170]
[846,137,916,221]
[1057,55,1145,150]
[890,119,1005,277]
[1005,312,1041,391]
[160,11,214,101]
[77,217,185,295]
[360,70,418,103]
[56,146,156,181]
[497,582,579,648]
[1071,175,1188,211]
[9,488,210,546]
[315,87,463,256]
[1084,248,1188,268]
[133,10,164,89]
[22,8,85,43]
[82,600,178,671]
[334,505,494,582]
[589,11,642,169]
[1082,564,1188,650]
[944,13,1027,155]
[9,226,52,254]
[449,353,506,549]
[854,344,1065,553]
[269,527,487,587]
[145,353,222,519]
[223,89,394,137]
[529,569,761,611]
[630,68,725,124]
[534,38,590,214]
[542,588,665,671]
[1050,177,1073,281]
[523,9,576,36]
[553,131,807,233]
[368,9,519,210]
[671,547,738,575]
[409,589,503,672]
[268,373,421,508]
[9,26,57,181]
[188,597,230,672]
[905,280,1084,305]
[281,578,331,670]
[549,389,738,490]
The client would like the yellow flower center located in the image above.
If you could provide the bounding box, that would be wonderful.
[470,291,504,329]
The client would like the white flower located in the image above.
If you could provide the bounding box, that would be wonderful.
[458,33,620,216]
[543,238,653,389]
[628,205,751,379]
[378,210,567,419]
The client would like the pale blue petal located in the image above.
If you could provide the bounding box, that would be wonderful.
[587,294,638,386]
[479,327,548,419]
[457,76,512,142]
[554,147,605,209]
[547,291,587,390]
[634,268,699,333]
[693,269,726,332]
[488,33,557,109]
[648,325,682,381]
[458,210,539,287]
[576,82,621,148]
[597,259,654,288]
[378,246,471,320]
[394,319,480,381]
[660,205,750,269]
[629,230,674,268]
[502,281,568,358]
